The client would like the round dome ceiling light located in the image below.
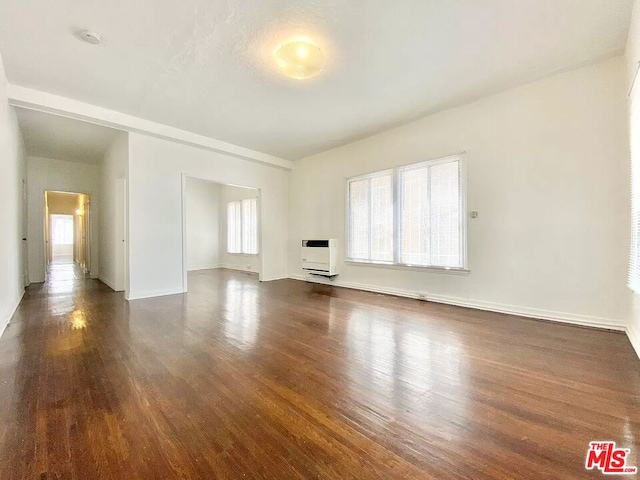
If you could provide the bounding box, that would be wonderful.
[77,30,102,45]
[274,40,325,80]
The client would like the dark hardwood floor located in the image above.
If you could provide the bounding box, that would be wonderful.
[0,266,639,479]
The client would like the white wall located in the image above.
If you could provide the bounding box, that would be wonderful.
[0,53,26,336]
[289,56,632,330]
[626,0,640,358]
[627,1,640,91]
[186,177,221,271]
[219,184,260,273]
[26,156,99,283]
[98,132,128,292]
[128,133,288,300]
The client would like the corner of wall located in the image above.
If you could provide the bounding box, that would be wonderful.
[0,289,25,338]
[628,320,640,360]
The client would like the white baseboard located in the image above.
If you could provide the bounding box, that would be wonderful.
[187,264,221,272]
[219,263,257,274]
[261,274,290,281]
[288,274,626,331]
[98,275,117,291]
[0,289,25,339]
[127,288,185,301]
[627,322,640,360]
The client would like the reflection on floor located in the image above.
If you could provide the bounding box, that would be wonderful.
[0,268,638,479]
[45,258,91,295]
[50,255,73,264]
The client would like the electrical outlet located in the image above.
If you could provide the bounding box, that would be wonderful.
[470,211,479,218]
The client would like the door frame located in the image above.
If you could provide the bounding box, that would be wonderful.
[180,172,263,293]
[41,189,95,281]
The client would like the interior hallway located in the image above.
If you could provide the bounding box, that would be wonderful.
[0,268,638,479]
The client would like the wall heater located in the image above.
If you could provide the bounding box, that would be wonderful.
[301,239,337,277]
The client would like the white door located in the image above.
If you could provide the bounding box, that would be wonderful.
[114,178,127,292]
[22,180,29,286]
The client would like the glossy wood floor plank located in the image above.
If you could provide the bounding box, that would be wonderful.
[0,265,639,479]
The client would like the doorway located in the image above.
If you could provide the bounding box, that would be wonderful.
[44,191,92,279]
[182,176,262,293]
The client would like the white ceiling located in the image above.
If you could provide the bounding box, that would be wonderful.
[0,0,634,160]
[16,108,118,164]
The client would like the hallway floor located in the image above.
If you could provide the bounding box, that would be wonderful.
[0,268,639,479]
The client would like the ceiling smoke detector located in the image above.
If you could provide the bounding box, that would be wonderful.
[77,30,102,45]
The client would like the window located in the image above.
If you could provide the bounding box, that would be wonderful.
[630,89,640,293]
[242,198,258,255]
[347,154,466,269]
[348,171,393,262]
[227,198,258,255]
[51,214,74,245]
[227,201,242,253]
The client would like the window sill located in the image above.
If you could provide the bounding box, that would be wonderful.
[345,260,470,275]
[227,253,259,257]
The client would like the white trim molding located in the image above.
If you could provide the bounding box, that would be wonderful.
[98,275,118,292]
[627,322,640,360]
[0,290,25,339]
[126,288,185,301]
[187,264,222,272]
[219,264,258,274]
[7,85,293,170]
[289,274,626,331]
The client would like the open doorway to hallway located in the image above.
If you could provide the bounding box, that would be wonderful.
[183,176,262,292]
[44,191,91,277]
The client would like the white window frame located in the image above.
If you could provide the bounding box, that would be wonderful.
[346,168,395,263]
[629,82,640,294]
[227,198,259,256]
[346,153,468,273]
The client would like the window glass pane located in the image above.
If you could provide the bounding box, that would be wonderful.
[348,155,464,268]
[242,198,258,254]
[629,92,640,292]
[227,202,241,253]
[400,166,430,265]
[349,178,370,260]
[51,215,74,245]
[369,174,393,261]
[429,161,461,267]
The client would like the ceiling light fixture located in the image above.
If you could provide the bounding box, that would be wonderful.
[274,39,325,80]
[77,30,102,45]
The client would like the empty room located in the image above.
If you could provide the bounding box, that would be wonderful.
[0,1,639,479]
